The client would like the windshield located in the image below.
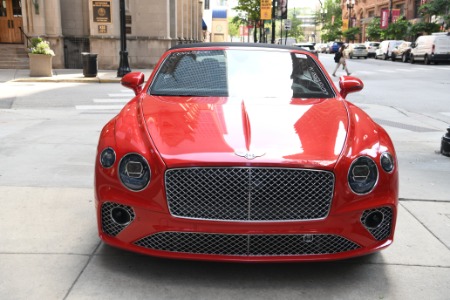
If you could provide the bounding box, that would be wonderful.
[150,49,334,99]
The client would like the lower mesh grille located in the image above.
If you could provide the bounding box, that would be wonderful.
[101,202,135,236]
[361,207,393,241]
[135,232,360,256]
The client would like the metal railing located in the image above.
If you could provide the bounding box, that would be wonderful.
[18,27,32,49]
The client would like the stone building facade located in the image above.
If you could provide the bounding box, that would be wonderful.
[3,0,204,69]
[340,0,422,42]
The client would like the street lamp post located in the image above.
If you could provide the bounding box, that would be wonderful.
[346,0,354,28]
[117,0,131,77]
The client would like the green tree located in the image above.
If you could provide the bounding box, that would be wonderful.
[342,27,360,42]
[286,8,304,41]
[320,0,343,42]
[366,17,382,41]
[410,21,441,36]
[383,17,410,40]
[234,0,260,42]
[228,17,240,41]
[419,0,450,28]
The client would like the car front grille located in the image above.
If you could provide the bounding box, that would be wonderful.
[165,167,334,221]
[135,232,360,256]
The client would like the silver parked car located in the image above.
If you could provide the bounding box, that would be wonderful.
[347,44,368,59]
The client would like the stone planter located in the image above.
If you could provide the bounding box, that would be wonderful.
[29,53,53,77]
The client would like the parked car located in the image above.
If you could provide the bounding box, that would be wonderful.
[95,42,398,262]
[325,41,334,53]
[375,40,404,60]
[391,41,412,62]
[328,41,344,53]
[365,41,380,58]
[276,37,297,46]
[346,43,368,59]
[294,42,319,57]
[315,43,328,53]
[410,32,450,64]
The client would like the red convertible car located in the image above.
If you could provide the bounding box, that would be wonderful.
[95,43,398,262]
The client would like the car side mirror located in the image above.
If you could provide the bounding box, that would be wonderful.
[121,72,145,95]
[339,76,364,98]
[410,42,416,48]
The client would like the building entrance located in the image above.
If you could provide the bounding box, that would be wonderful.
[0,0,23,43]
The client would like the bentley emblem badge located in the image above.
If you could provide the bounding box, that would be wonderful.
[235,150,265,160]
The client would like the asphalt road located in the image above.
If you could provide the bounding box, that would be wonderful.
[0,56,449,299]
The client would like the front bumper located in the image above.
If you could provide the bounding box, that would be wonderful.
[96,197,396,262]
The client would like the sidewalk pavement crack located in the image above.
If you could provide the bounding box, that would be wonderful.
[400,202,450,252]
[63,241,102,300]
[399,198,450,203]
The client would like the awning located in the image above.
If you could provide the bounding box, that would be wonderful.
[202,19,207,30]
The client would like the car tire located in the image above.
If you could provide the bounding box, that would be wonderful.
[424,54,430,65]
[410,54,415,64]
[364,56,367,59]
[391,54,396,61]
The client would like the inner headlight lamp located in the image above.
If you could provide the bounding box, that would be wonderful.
[119,153,151,191]
[348,156,378,194]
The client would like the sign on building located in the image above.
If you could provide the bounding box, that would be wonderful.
[93,1,111,23]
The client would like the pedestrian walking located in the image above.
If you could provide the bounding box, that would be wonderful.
[332,45,351,77]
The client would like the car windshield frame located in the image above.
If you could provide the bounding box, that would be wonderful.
[149,48,335,99]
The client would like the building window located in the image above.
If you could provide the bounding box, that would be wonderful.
[414,0,421,18]
[205,0,210,10]
[368,10,374,18]
[395,4,405,16]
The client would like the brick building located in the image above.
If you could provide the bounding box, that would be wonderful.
[340,0,423,42]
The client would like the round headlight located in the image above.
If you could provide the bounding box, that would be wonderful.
[100,148,116,168]
[348,156,378,194]
[380,152,394,173]
[118,153,151,191]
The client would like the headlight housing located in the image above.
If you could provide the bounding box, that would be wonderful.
[118,153,151,191]
[380,152,395,173]
[348,156,378,194]
[100,147,116,168]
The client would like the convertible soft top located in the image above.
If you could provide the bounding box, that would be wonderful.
[169,42,303,51]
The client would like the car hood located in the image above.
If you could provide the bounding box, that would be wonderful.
[141,95,349,169]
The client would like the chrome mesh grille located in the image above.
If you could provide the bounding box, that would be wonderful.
[361,207,393,240]
[135,232,360,256]
[165,168,334,221]
[101,202,135,236]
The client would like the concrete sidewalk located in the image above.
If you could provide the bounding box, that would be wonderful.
[0,68,153,83]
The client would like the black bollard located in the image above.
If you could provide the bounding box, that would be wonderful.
[441,126,450,157]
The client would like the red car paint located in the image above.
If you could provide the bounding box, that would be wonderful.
[95,43,398,262]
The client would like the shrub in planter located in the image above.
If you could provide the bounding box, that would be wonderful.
[29,37,55,77]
